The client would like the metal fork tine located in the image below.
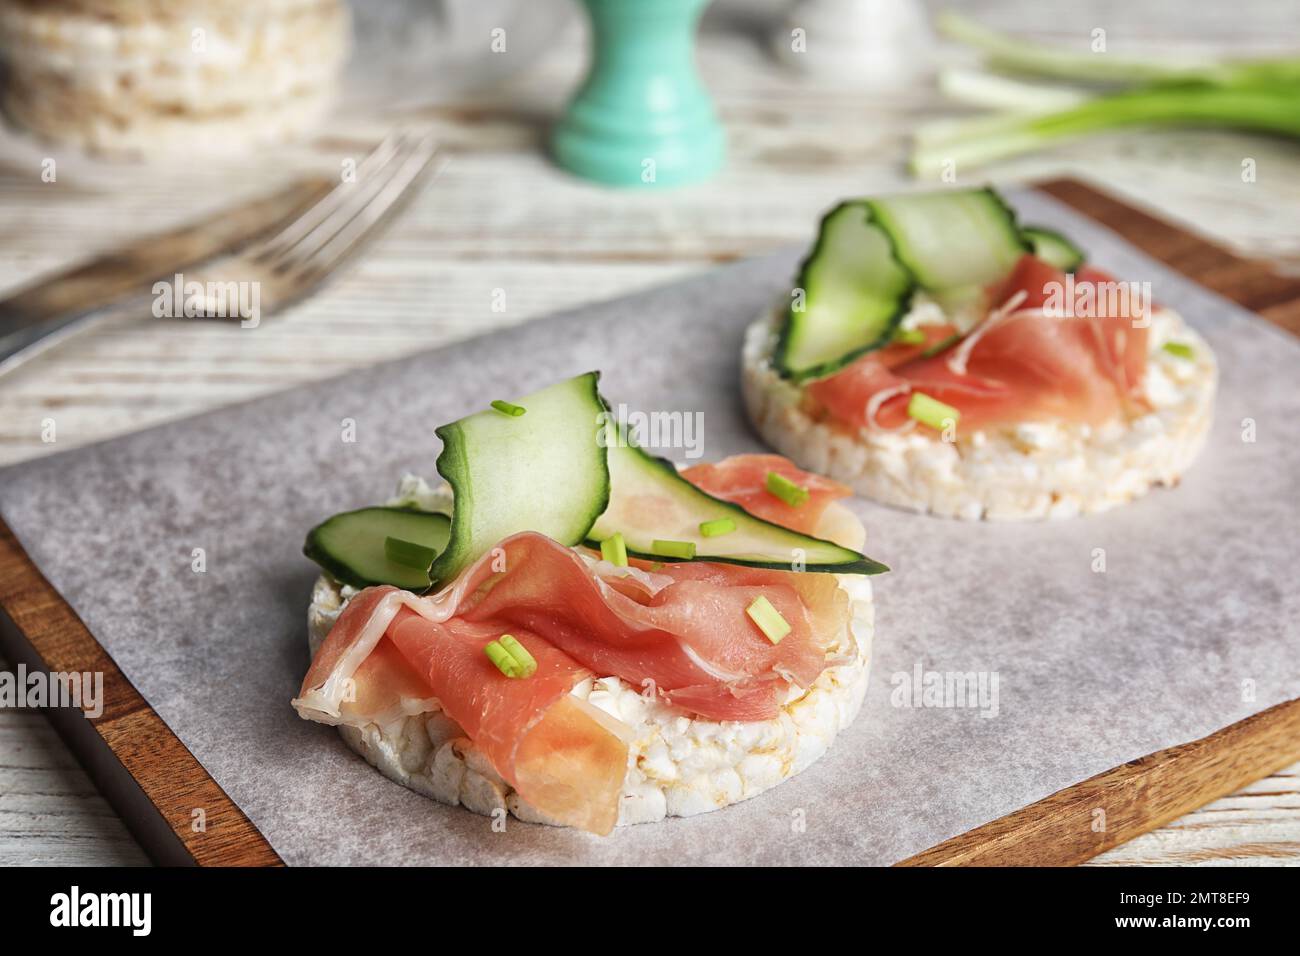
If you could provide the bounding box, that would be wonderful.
[259,134,425,274]
[251,132,406,266]
[289,132,442,283]
[267,131,425,274]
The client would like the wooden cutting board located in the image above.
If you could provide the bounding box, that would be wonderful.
[1,177,1297,867]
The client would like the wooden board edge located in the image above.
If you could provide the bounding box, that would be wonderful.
[891,176,1300,867]
[897,697,1300,866]
[0,176,1295,868]
[1036,177,1300,334]
[0,517,283,867]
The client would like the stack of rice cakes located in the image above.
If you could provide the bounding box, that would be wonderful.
[0,0,351,155]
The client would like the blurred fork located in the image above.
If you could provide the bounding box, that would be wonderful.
[0,130,443,373]
[178,130,443,327]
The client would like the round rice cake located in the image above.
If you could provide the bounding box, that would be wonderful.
[2,75,337,156]
[0,0,348,154]
[1,0,323,26]
[742,303,1216,520]
[305,476,876,829]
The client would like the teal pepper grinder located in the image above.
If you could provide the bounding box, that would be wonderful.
[552,0,724,188]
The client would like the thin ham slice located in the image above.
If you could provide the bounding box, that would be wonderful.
[808,255,1150,433]
[296,527,853,831]
[632,559,851,716]
[464,540,846,721]
[386,610,629,835]
[681,453,853,535]
[295,580,629,835]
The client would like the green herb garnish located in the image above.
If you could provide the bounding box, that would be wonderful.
[908,392,961,432]
[746,596,791,645]
[765,471,810,508]
[484,634,537,678]
[893,327,928,346]
[1162,342,1195,360]
[600,532,628,567]
[651,539,697,560]
[699,517,736,538]
[489,399,526,417]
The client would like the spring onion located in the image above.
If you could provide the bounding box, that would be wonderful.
[746,596,791,645]
[908,392,961,432]
[765,471,810,508]
[934,11,1211,86]
[384,535,437,570]
[651,539,697,559]
[892,327,928,346]
[699,517,736,538]
[600,531,628,567]
[484,634,537,678]
[489,399,526,417]
[1162,341,1196,360]
[911,11,1300,177]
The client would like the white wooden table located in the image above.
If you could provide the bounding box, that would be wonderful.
[0,0,1297,865]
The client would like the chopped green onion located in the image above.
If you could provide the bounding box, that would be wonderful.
[908,392,961,432]
[489,399,526,417]
[765,471,810,508]
[651,539,696,560]
[498,635,536,677]
[911,13,1300,177]
[746,595,791,645]
[384,535,436,570]
[484,641,520,677]
[485,634,537,678]
[893,327,927,346]
[935,11,1202,86]
[1162,341,1196,360]
[600,532,628,567]
[699,517,736,538]
[920,333,962,358]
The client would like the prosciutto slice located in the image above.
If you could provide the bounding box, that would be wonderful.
[462,537,847,721]
[808,255,1151,433]
[296,505,853,831]
[680,453,854,535]
[295,578,630,835]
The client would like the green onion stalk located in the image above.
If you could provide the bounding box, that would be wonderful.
[912,11,1300,177]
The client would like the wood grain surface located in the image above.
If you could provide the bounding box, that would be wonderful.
[0,177,1296,867]
[1,0,1298,866]
[1040,179,1300,335]
[899,699,1300,866]
[0,520,282,866]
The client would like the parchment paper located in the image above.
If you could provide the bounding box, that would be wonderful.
[2,190,1297,865]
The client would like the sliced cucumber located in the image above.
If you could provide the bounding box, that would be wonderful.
[309,372,886,586]
[864,188,1030,289]
[588,435,888,575]
[927,285,990,334]
[1021,225,1086,272]
[304,507,451,591]
[774,202,913,383]
[776,188,1032,382]
[428,372,610,588]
